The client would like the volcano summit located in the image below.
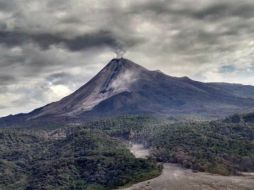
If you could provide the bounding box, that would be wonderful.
[1,58,254,127]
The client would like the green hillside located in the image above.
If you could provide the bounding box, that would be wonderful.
[0,128,160,190]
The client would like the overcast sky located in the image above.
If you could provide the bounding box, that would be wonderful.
[0,0,254,116]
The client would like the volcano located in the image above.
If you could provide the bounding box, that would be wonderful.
[1,58,254,127]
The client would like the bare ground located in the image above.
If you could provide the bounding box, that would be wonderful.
[121,143,254,190]
[121,163,254,190]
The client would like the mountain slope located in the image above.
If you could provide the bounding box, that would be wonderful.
[1,58,254,127]
[208,83,254,99]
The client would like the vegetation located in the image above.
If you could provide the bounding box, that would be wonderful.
[1,115,253,189]
[224,112,254,123]
[78,116,254,175]
[140,121,254,175]
[0,127,161,190]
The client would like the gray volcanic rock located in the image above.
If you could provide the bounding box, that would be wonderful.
[1,58,254,127]
[31,58,146,118]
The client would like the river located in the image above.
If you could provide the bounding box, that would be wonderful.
[121,143,254,190]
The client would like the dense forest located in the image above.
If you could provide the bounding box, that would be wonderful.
[0,114,254,189]
[0,127,161,190]
[81,115,254,175]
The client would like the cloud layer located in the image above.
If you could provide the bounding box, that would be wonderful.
[0,0,254,116]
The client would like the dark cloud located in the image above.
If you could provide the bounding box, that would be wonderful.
[0,30,141,52]
[0,105,7,110]
[0,23,7,30]
[131,1,254,20]
[59,17,83,24]
[0,0,16,12]
[46,72,74,85]
[219,65,237,73]
[193,3,254,20]
[0,86,8,93]
[0,75,16,85]
[0,0,254,116]
[45,0,72,10]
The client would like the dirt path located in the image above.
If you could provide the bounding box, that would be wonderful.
[122,143,254,190]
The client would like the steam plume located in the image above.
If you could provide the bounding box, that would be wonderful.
[114,48,126,58]
[113,40,126,58]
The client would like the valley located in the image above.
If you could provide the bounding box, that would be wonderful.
[123,143,254,190]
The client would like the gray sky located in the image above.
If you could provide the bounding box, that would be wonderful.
[1,0,254,116]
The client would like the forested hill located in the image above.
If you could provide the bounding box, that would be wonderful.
[0,127,160,190]
[0,115,253,190]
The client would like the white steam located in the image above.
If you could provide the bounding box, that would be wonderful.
[114,48,126,58]
[113,40,126,58]
[110,70,137,90]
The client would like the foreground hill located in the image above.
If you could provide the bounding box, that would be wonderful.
[0,115,253,190]
[1,58,254,127]
[224,112,254,123]
[80,116,254,175]
[0,127,160,190]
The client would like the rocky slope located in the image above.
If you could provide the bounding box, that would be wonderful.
[1,58,254,127]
